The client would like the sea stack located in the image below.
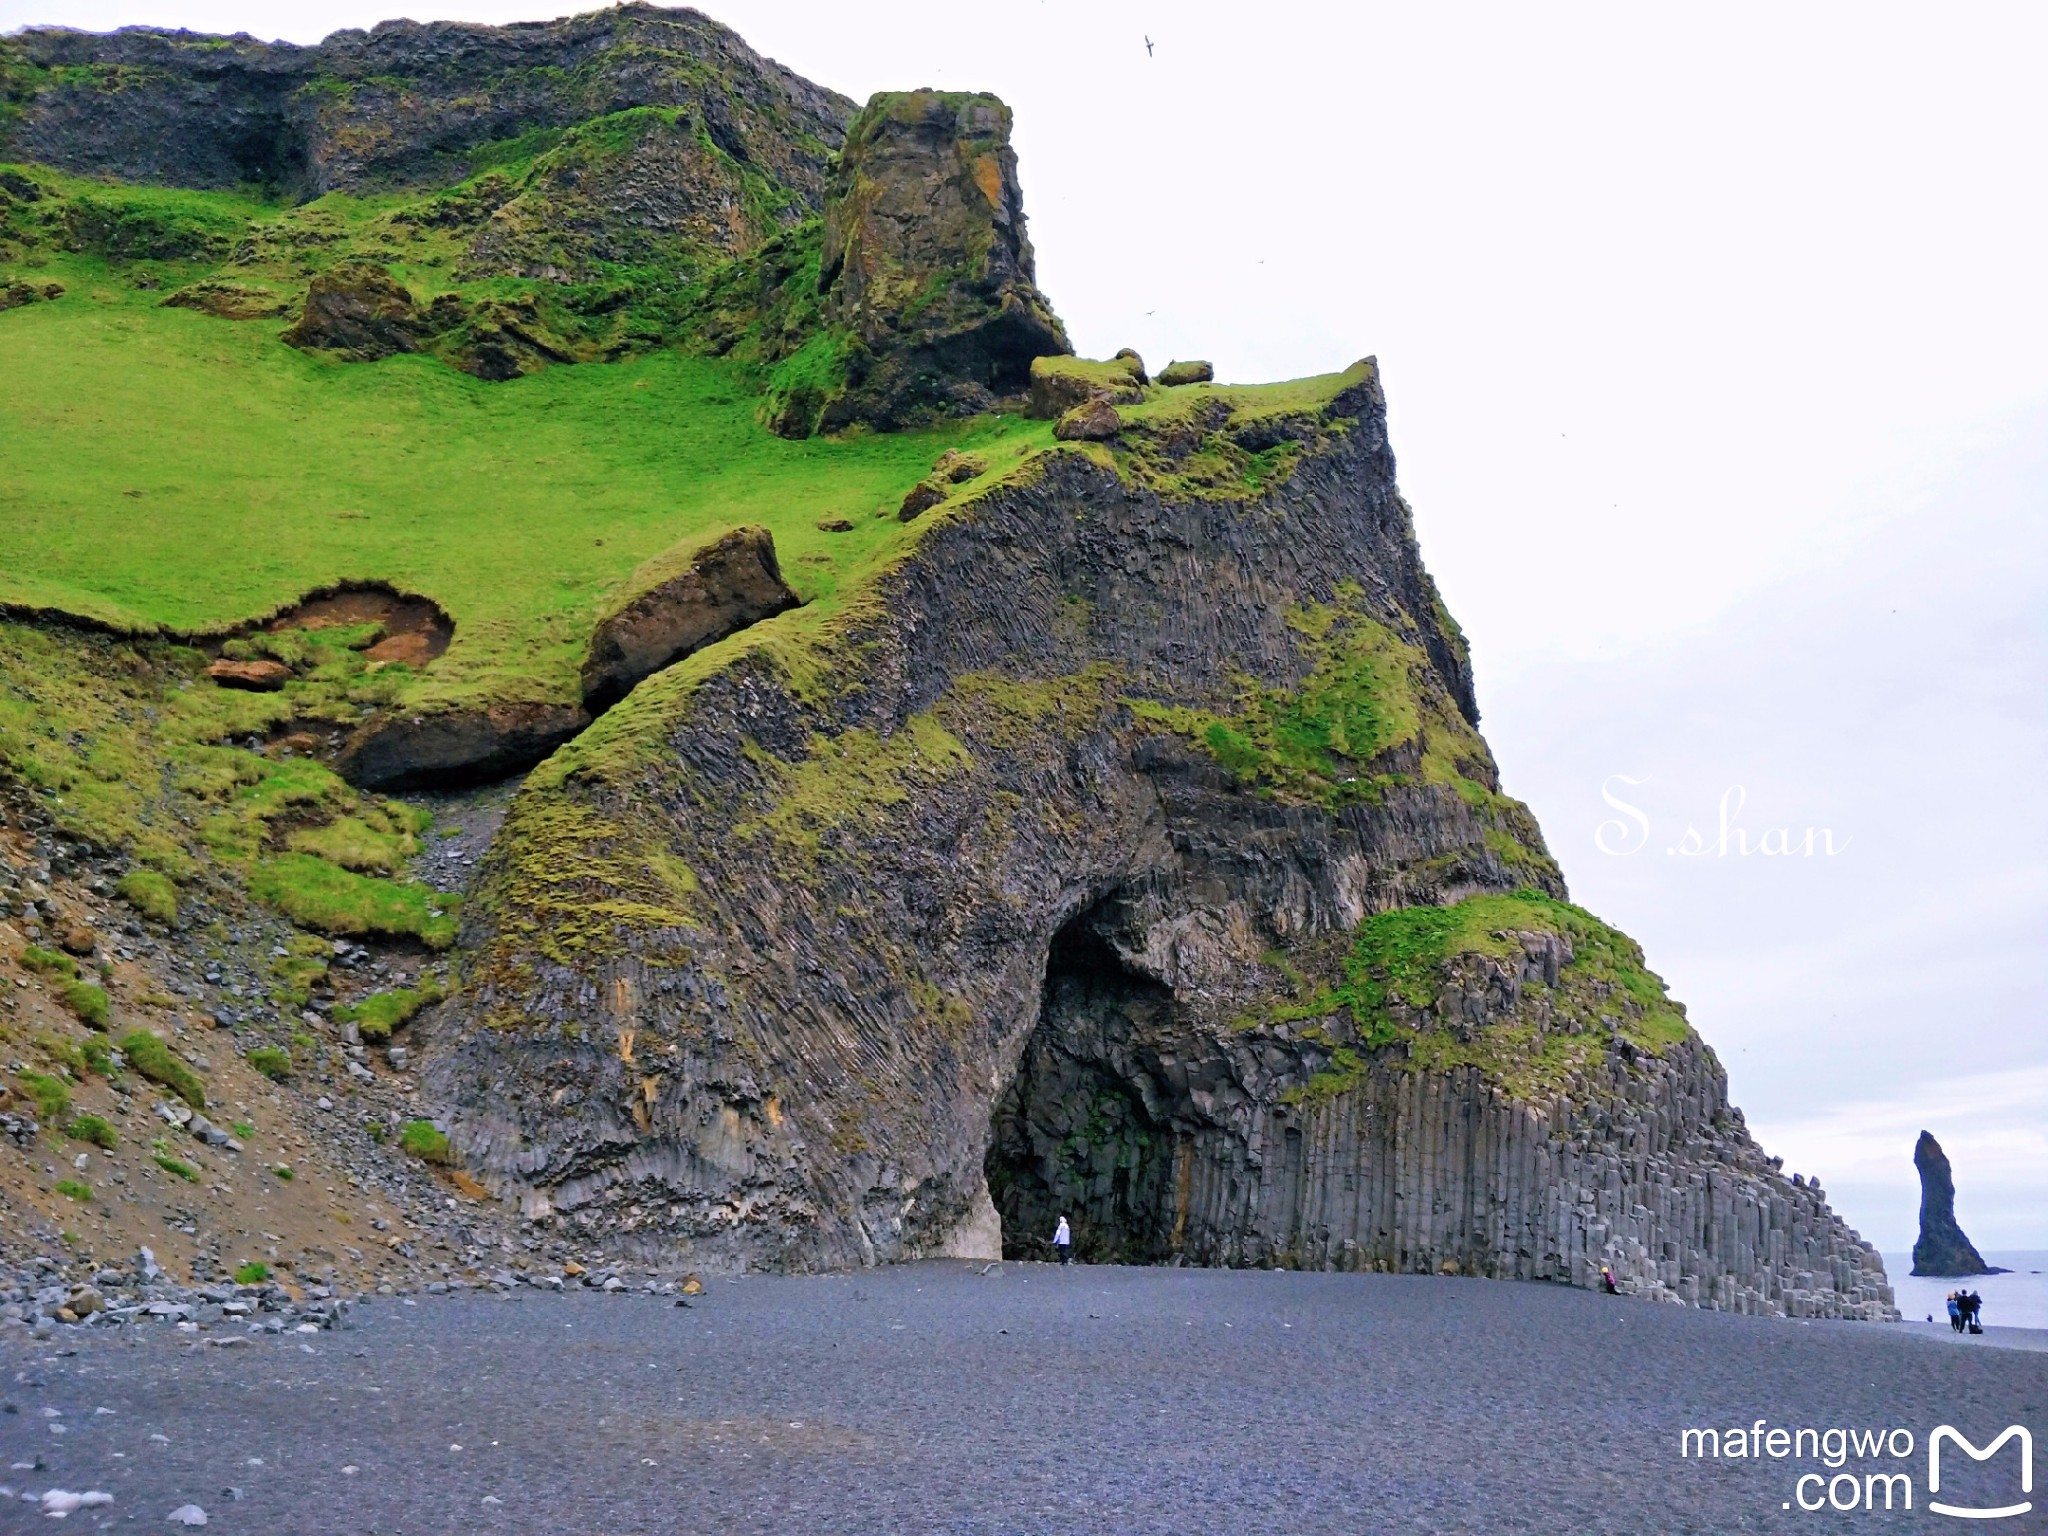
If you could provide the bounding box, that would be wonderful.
[1910,1130,2001,1276]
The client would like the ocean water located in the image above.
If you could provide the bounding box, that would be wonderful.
[1884,1251,2048,1330]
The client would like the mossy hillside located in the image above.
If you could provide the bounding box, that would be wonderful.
[0,620,465,955]
[0,172,1044,715]
[1270,892,1697,1103]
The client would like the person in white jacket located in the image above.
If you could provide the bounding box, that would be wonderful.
[1052,1215,1072,1265]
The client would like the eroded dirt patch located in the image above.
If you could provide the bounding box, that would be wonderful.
[266,585,452,666]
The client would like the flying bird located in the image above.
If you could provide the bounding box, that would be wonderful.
[1144,35,1154,56]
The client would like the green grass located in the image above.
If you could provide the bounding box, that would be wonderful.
[398,1119,452,1163]
[64,1113,116,1149]
[115,867,180,924]
[20,943,77,979]
[271,1163,293,1180]
[56,979,109,1029]
[246,1046,291,1079]
[249,854,458,948]
[16,1068,68,1122]
[0,245,1040,714]
[233,1260,270,1284]
[54,1178,92,1203]
[334,983,438,1042]
[118,1028,205,1109]
[153,1152,199,1182]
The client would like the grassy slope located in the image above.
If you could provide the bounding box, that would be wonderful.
[0,254,1036,712]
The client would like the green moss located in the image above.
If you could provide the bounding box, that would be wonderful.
[118,1029,205,1109]
[153,1153,199,1182]
[64,1113,117,1150]
[334,982,439,1042]
[1281,890,1696,1104]
[1128,591,1423,807]
[249,855,458,948]
[233,1260,271,1284]
[246,1045,291,1079]
[16,1069,68,1122]
[271,1163,294,1180]
[744,713,972,856]
[398,1118,452,1163]
[54,1178,92,1203]
[116,868,180,924]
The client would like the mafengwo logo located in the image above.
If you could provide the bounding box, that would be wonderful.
[1679,1420,2033,1517]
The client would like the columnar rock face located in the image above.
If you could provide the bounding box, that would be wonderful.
[807,91,1070,433]
[421,360,1894,1318]
[1911,1129,1997,1276]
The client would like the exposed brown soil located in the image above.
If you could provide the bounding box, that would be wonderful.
[265,585,452,665]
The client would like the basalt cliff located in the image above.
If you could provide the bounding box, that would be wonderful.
[0,6,1893,1320]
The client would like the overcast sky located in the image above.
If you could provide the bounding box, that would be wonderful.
[7,0,2045,1250]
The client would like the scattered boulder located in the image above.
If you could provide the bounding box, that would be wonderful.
[1053,397,1123,442]
[335,701,591,792]
[1911,1129,2005,1276]
[0,279,65,312]
[580,526,800,715]
[815,517,855,533]
[162,280,292,320]
[898,481,949,522]
[207,658,292,692]
[281,262,426,362]
[1112,347,1149,385]
[60,924,97,957]
[1158,359,1214,387]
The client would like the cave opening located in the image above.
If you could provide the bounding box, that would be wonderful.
[985,899,1190,1264]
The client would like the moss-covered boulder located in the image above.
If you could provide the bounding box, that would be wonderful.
[581,526,800,715]
[1026,354,1146,419]
[1159,359,1214,387]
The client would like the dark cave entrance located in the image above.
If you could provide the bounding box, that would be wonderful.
[985,900,1188,1264]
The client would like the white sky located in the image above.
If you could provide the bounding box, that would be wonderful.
[6,0,2045,1249]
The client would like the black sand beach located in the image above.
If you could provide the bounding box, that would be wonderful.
[5,1263,2041,1533]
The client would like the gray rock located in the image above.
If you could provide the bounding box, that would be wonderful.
[167,1504,208,1526]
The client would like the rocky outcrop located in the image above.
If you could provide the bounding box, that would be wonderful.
[335,702,589,792]
[581,527,800,715]
[281,263,426,361]
[161,280,291,320]
[1,6,853,202]
[0,279,63,312]
[795,91,1070,435]
[1910,1130,2001,1276]
[1159,360,1214,387]
[418,359,1894,1317]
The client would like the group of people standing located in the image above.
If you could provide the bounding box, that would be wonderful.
[1945,1289,1986,1333]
